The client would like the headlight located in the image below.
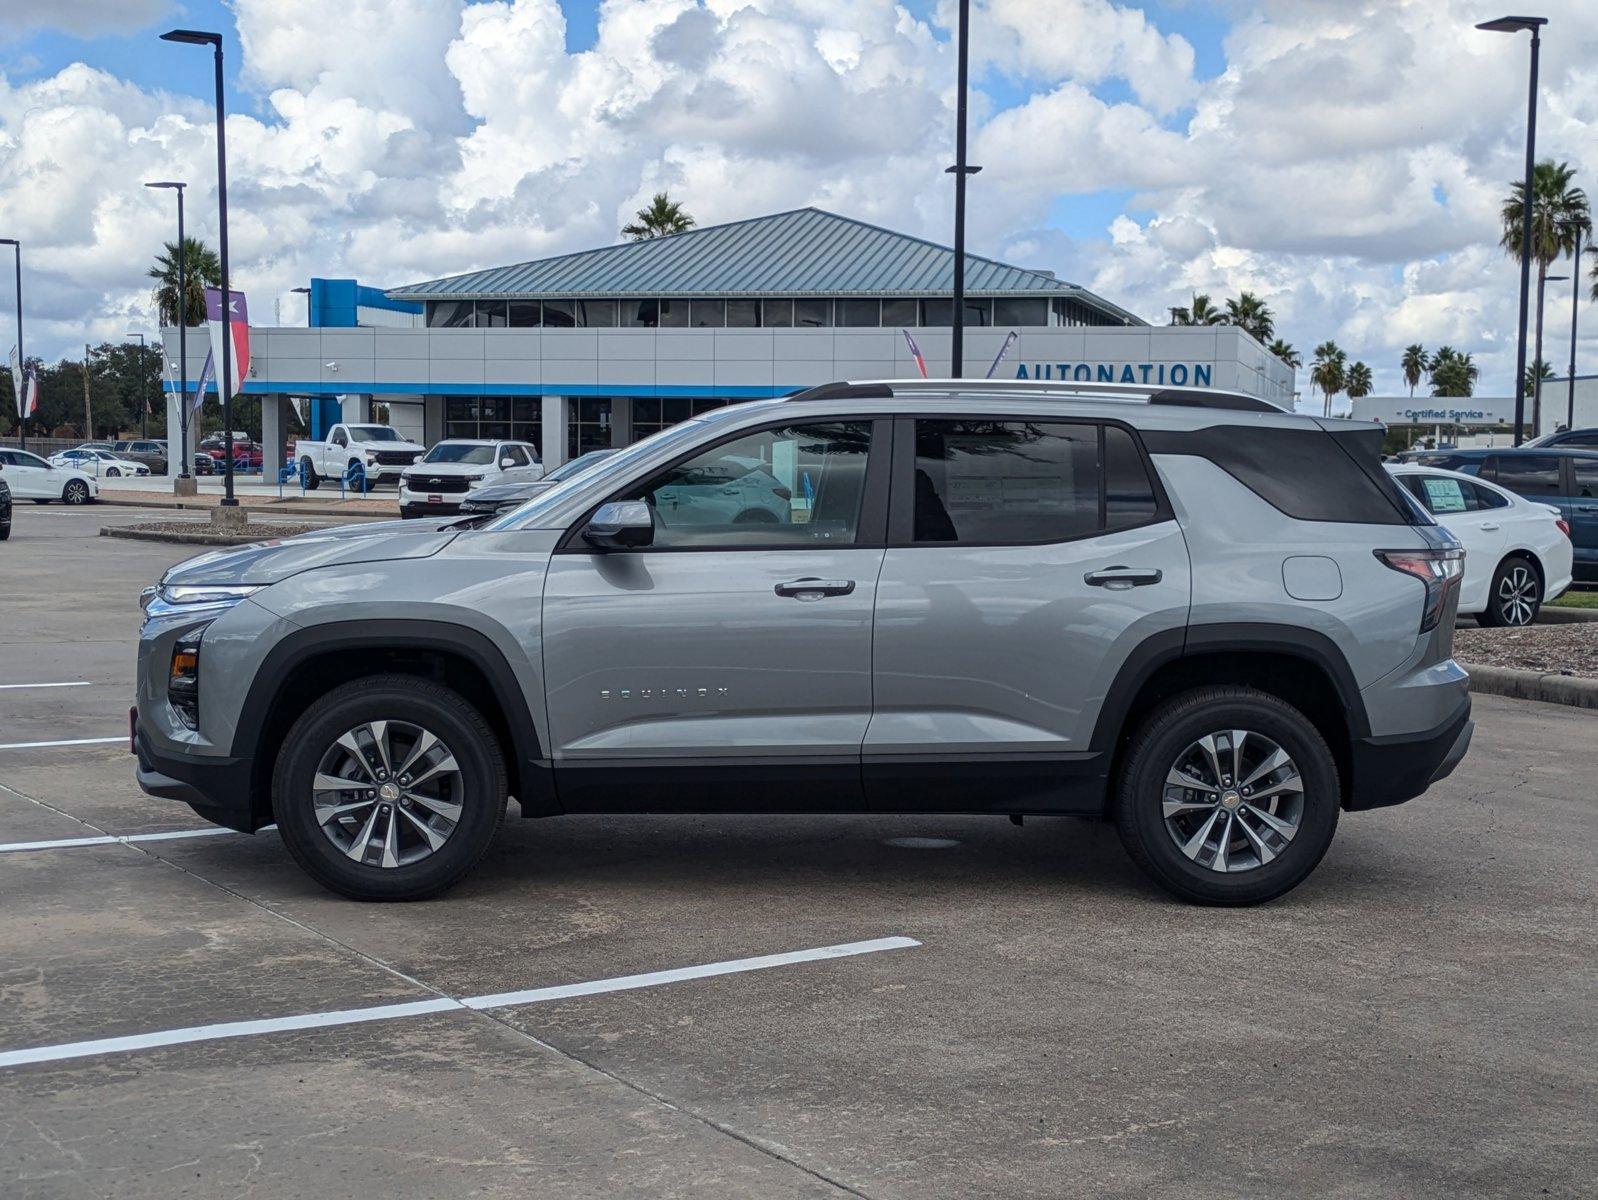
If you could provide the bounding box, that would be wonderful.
[141,583,263,621]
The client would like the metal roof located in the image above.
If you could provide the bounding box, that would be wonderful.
[386,207,1143,324]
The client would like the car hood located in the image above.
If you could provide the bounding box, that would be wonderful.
[160,521,459,588]
[357,439,425,454]
[465,479,547,501]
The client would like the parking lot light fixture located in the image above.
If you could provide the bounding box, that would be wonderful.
[146,181,190,479]
[0,238,22,453]
[1567,227,1583,433]
[161,28,237,505]
[1477,14,1548,445]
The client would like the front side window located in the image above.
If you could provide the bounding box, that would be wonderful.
[1489,455,1562,496]
[617,421,872,549]
[912,420,1100,544]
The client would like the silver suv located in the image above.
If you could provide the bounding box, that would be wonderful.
[133,381,1473,905]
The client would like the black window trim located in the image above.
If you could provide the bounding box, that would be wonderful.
[885,413,1174,549]
[554,415,893,555]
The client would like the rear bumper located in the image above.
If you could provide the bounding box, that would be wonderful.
[134,727,258,833]
[1346,697,1473,812]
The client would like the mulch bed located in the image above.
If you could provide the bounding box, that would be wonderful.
[1454,622,1598,680]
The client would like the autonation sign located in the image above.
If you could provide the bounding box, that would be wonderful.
[1016,361,1214,387]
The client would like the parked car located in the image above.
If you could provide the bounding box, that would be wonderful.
[114,439,169,474]
[1387,464,1572,625]
[1523,427,1598,450]
[0,475,11,540]
[295,424,425,490]
[133,380,1473,907]
[48,448,150,478]
[0,449,99,504]
[399,439,542,518]
[458,449,619,516]
[190,453,216,476]
[1401,447,1598,582]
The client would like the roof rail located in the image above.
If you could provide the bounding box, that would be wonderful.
[784,378,1283,413]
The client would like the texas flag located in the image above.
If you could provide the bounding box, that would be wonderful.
[21,364,38,418]
[204,287,250,397]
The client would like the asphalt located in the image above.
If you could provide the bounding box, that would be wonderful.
[1,505,1594,1199]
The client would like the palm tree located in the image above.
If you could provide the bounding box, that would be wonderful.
[1169,293,1226,326]
[148,238,221,327]
[1310,341,1347,416]
[1500,160,1592,429]
[1524,359,1556,396]
[1268,339,1301,369]
[1346,361,1373,402]
[1400,345,1428,398]
[1429,348,1479,398]
[622,192,696,241]
[1224,292,1275,344]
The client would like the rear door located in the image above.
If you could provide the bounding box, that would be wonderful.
[866,417,1191,812]
[541,416,889,812]
[1569,457,1598,576]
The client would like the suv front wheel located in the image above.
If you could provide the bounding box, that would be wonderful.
[272,675,506,900]
[1112,686,1340,906]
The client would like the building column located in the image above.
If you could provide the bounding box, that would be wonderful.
[424,394,445,446]
[610,397,632,450]
[541,395,568,468]
[260,394,287,480]
[339,394,369,424]
[164,389,185,481]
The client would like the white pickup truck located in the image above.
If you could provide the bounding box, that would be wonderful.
[293,423,425,489]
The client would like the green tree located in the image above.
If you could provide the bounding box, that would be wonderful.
[1169,293,1225,326]
[1224,291,1275,344]
[1428,346,1479,398]
[622,192,696,241]
[1268,339,1301,369]
[1501,160,1591,429]
[1346,361,1373,401]
[1310,341,1347,416]
[1524,359,1556,396]
[148,238,221,327]
[1400,344,1428,398]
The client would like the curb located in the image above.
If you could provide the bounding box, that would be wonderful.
[101,526,299,548]
[1462,662,1598,710]
[97,496,389,520]
[1539,605,1598,624]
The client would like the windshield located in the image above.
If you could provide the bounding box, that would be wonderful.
[347,425,402,442]
[547,449,617,482]
[422,443,496,465]
[485,423,707,530]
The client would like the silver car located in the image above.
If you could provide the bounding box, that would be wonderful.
[133,380,1471,905]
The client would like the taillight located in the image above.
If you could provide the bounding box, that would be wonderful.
[1556,517,1571,539]
[1375,548,1465,633]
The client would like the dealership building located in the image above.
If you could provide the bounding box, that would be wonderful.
[161,207,1295,475]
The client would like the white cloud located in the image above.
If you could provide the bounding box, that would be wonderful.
[1,0,1596,401]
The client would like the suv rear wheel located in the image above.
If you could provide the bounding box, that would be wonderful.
[272,675,506,900]
[1112,686,1340,905]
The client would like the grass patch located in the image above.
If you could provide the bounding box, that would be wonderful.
[1549,589,1598,609]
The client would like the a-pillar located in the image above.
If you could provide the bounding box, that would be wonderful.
[540,395,569,469]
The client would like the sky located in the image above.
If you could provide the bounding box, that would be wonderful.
[2,0,1597,404]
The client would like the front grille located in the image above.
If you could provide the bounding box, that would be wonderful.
[408,475,471,493]
[373,450,423,466]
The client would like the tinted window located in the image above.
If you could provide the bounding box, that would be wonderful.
[621,422,872,548]
[423,443,496,465]
[1104,426,1159,530]
[1574,460,1598,498]
[912,420,1100,544]
[1489,455,1562,497]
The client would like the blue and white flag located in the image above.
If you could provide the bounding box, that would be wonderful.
[190,349,214,416]
[985,330,1019,379]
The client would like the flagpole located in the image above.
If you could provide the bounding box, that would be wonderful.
[1,239,21,452]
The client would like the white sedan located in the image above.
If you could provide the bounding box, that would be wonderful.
[49,447,150,477]
[0,448,100,505]
[1388,463,1572,626]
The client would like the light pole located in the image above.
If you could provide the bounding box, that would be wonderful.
[125,332,152,439]
[1534,274,1566,437]
[145,180,190,479]
[0,238,22,452]
[161,28,236,505]
[1568,227,1584,432]
[1477,15,1548,445]
[944,0,981,377]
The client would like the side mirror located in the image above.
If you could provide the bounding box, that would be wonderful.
[500,457,515,469]
[582,500,653,551]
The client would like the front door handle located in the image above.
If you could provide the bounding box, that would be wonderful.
[1480,522,1501,531]
[1084,566,1163,589]
[775,578,856,600]
[1577,505,1598,513]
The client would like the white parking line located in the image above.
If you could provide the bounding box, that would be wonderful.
[0,736,125,751]
[0,936,920,1069]
[0,681,93,691]
[0,827,247,854]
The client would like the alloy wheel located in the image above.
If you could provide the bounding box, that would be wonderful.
[1497,566,1538,626]
[312,720,463,868]
[1161,729,1304,873]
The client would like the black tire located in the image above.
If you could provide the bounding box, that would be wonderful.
[1112,686,1340,906]
[0,519,10,540]
[62,480,90,505]
[1478,554,1540,627]
[272,675,507,901]
[301,457,320,490]
[106,467,121,478]
[32,499,49,505]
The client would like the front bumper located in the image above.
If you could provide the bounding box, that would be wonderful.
[134,724,257,832]
[1346,697,1473,811]
[399,497,465,517]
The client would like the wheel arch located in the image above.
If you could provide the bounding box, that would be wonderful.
[234,620,556,830]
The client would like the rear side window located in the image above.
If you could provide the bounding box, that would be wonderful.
[1488,455,1562,497]
[1401,475,1508,514]
[1143,425,1416,525]
[909,420,1163,544]
[1574,460,1598,498]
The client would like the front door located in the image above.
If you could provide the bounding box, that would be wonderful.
[1569,457,1598,578]
[866,417,1192,812]
[0,450,56,498]
[541,417,888,812]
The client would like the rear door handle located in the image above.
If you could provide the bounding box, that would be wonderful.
[775,578,855,600]
[1084,566,1163,589]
